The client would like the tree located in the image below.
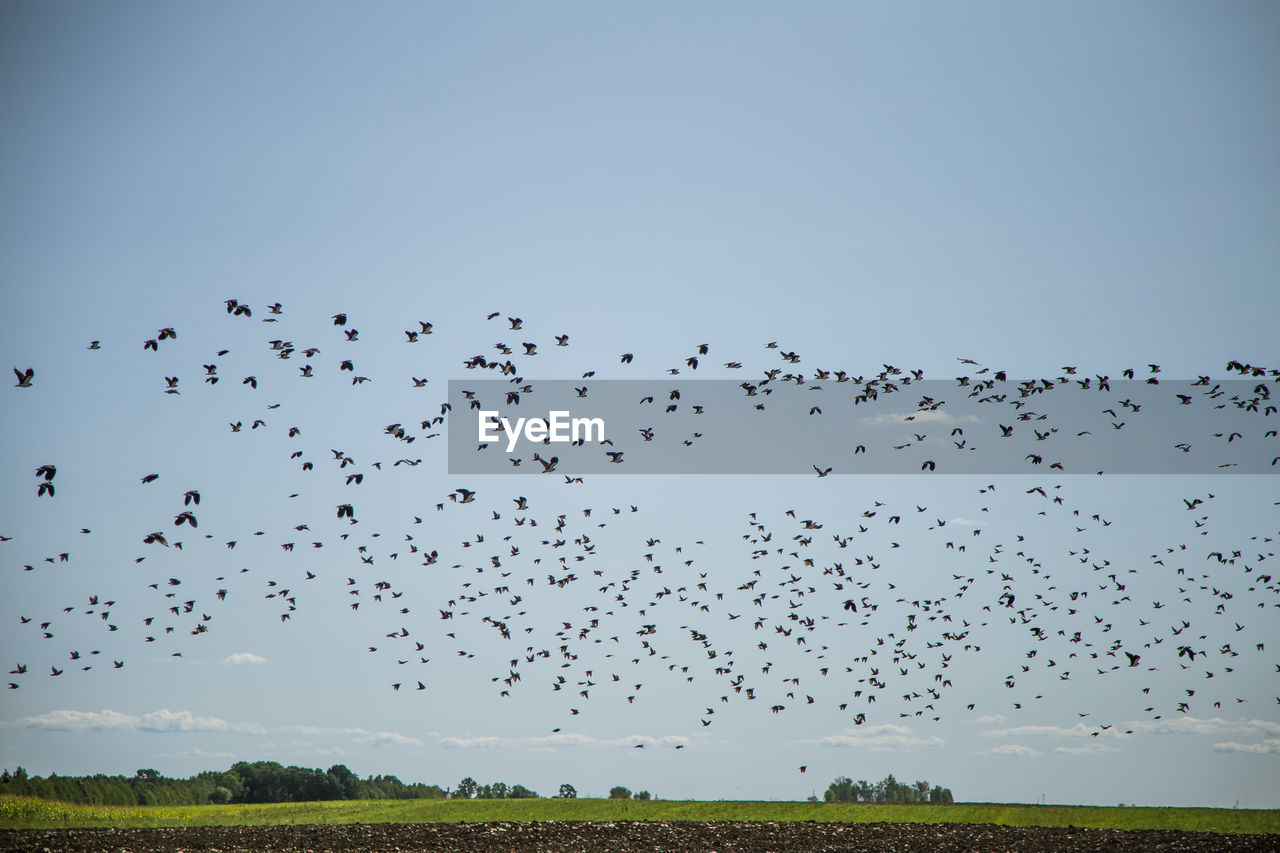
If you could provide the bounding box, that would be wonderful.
[135,769,160,783]
[609,786,632,799]
[558,783,577,799]
[327,764,361,800]
[824,776,856,803]
[208,786,232,804]
[635,790,651,801]
[456,777,478,799]
[508,784,537,799]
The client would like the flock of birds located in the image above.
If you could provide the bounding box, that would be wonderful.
[4,301,1278,758]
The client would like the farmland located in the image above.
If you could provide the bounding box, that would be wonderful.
[3,794,1278,833]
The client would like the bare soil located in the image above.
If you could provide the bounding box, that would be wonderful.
[3,820,1278,852]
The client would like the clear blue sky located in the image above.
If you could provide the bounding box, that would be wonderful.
[1,1,1278,807]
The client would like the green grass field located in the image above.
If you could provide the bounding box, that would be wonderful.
[2,795,1277,834]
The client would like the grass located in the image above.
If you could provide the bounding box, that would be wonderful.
[2,795,1277,835]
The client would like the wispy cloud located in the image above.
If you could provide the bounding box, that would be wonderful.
[7,709,137,732]
[1124,717,1280,737]
[438,732,690,750]
[980,717,1280,750]
[986,743,1042,756]
[811,724,944,750]
[973,714,1007,725]
[159,746,238,760]
[260,741,352,757]
[1212,739,1280,755]
[139,709,259,734]
[222,652,267,665]
[860,410,982,427]
[275,725,422,748]
[6,708,264,735]
[280,725,372,738]
[1054,743,1121,755]
[364,731,423,747]
[980,722,1115,739]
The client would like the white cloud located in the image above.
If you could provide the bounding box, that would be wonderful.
[981,722,1118,739]
[280,725,372,738]
[276,725,419,747]
[1055,743,1121,755]
[979,717,1280,750]
[987,743,1042,756]
[260,740,352,757]
[973,714,1007,725]
[160,746,238,760]
[292,745,351,757]
[439,735,502,749]
[1212,739,1280,755]
[1125,717,1280,737]
[813,724,944,750]
[438,732,690,750]
[222,652,267,666]
[859,410,982,427]
[9,709,138,731]
[5,708,264,735]
[363,731,423,748]
[138,709,232,733]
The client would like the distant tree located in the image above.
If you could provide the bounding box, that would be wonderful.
[822,774,952,804]
[456,777,478,799]
[824,776,857,803]
[489,781,509,800]
[635,790,651,801]
[558,783,577,799]
[609,786,632,799]
[508,784,537,799]
[0,763,443,806]
[327,764,361,800]
[208,786,232,804]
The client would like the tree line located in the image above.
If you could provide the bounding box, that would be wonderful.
[4,763,938,806]
[453,777,538,799]
[822,773,953,804]
[0,762,445,806]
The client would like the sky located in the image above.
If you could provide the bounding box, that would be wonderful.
[1,1,1278,808]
